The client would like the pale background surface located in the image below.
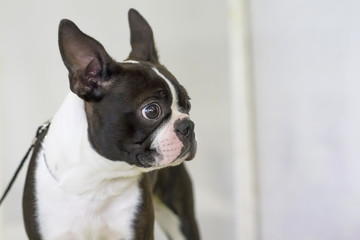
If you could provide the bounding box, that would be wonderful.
[250,0,360,239]
[1,0,360,239]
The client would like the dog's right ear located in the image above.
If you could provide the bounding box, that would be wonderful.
[58,19,118,102]
[128,9,159,64]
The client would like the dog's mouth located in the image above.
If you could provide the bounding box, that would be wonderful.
[134,138,146,146]
[151,138,197,168]
[132,137,196,169]
[120,117,197,169]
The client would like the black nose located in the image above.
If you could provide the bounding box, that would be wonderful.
[175,119,195,137]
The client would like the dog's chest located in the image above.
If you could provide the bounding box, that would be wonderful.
[35,152,141,240]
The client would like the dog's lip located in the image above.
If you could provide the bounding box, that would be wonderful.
[184,150,196,161]
[135,152,155,168]
[133,132,153,147]
[134,139,146,145]
[184,139,197,161]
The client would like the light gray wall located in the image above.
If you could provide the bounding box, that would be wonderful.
[250,0,360,239]
[0,1,233,239]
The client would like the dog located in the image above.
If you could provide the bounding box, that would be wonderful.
[22,9,200,240]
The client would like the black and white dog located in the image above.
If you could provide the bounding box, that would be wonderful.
[23,9,199,240]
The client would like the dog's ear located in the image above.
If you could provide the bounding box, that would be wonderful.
[58,19,118,102]
[128,9,159,64]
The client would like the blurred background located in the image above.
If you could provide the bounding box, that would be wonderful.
[1,0,360,239]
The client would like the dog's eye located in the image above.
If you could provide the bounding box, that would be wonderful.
[142,103,161,120]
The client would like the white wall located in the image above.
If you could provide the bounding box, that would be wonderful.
[0,1,233,239]
[250,0,360,239]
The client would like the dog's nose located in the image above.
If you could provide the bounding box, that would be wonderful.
[175,119,194,137]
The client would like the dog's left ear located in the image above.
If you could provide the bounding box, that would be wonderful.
[58,19,118,102]
[128,9,159,64]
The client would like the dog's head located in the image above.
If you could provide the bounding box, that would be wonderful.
[58,9,196,170]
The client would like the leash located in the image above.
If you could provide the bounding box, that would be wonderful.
[0,121,50,207]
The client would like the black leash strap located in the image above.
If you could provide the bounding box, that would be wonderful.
[0,121,50,207]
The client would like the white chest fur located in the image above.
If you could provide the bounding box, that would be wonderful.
[34,93,143,240]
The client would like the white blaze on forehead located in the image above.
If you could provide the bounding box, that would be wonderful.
[151,67,179,110]
[120,61,181,114]
[121,60,140,64]
[151,67,189,166]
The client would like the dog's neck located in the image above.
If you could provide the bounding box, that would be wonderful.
[43,92,142,200]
